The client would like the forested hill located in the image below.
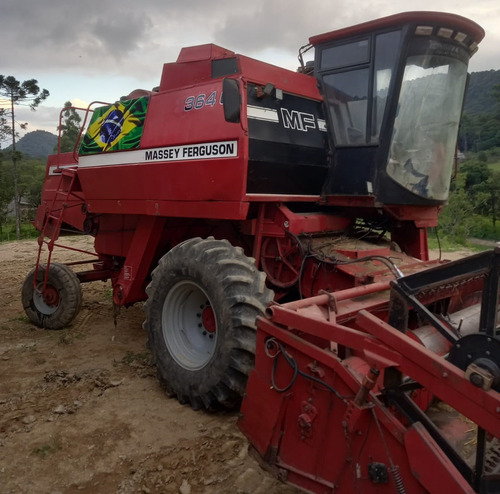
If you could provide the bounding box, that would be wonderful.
[2,130,57,159]
[463,69,500,115]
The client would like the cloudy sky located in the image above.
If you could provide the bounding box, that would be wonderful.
[1,0,499,142]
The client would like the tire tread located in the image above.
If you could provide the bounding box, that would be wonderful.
[144,237,273,411]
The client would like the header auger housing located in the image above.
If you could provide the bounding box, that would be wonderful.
[22,11,500,492]
[240,248,500,493]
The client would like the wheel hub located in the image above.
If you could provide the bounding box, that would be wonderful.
[201,306,216,334]
[162,280,218,371]
[33,284,60,315]
[42,286,59,306]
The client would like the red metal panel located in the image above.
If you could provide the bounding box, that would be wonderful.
[310,12,485,46]
[404,423,475,493]
[46,152,78,173]
[176,44,235,63]
[391,223,430,261]
[238,55,321,100]
[85,200,249,220]
[160,44,236,91]
[264,306,402,369]
[160,60,213,91]
[282,281,391,311]
[113,215,167,305]
[76,156,247,204]
[384,205,439,227]
[242,204,351,237]
[74,76,249,206]
[94,215,138,257]
[142,81,241,146]
[239,368,289,456]
[241,316,426,493]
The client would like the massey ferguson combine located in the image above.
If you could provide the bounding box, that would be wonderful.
[23,11,500,492]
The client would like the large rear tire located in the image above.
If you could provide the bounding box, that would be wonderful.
[144,237,273,410]
[22,263,82,330]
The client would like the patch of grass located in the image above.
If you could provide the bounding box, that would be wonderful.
[57,332,73,345]
[427,237,465,252]
[32,436,61,459]
[15,314,31,324]
[57,330,84,345]
[428,236,494,255]
[114,350,151,367]
[0,221,39,243]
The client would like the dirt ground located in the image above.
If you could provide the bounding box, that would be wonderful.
[0,237,299,494]
[0,235,479,494]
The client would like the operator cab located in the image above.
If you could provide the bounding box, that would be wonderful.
[310,12,484,205]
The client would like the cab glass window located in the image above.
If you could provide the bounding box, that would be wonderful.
[321,39,369,69]
[322,69,369,145]
[371,30,401,142]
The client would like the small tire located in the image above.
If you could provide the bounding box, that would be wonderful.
[144,237,273,411]
[22,263,82,330]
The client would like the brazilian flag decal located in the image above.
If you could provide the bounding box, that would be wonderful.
[79,97,149,155]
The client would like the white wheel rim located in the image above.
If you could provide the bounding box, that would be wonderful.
[33,283,59,315]
[161,280,218,371]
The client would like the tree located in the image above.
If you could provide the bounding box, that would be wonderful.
[58,101,82,153]
[460,160,491,189]
[0,152,14,237]
[487,171,500,230]
[0,76,49,239]
[439,176,474,244]
[0,108,9,142]
[458,78,500,154]
[493,84,500,115]
[18,158,45,210]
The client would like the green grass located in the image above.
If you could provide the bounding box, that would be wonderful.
[56,328,85,346]
[428,235,495,253]
[114,350,151,367]
[32,436,61,458]
[0,221,39,243]
[427,236,465,252]
[488,161,500,172]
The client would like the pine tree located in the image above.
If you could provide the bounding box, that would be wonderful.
[0,76,49,239]
[58,101,82,153]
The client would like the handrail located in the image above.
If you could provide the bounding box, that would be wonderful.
[55,100,112,162]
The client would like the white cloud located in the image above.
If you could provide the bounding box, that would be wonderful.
[0,0,497,137]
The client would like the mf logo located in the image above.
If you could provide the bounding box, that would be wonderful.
[280,108,316,132]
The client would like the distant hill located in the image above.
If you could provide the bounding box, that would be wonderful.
[463,69,500,115]
[2,130,57,159]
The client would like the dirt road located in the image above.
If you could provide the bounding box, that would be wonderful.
[0,237,297,494]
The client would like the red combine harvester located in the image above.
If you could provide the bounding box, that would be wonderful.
[23,11,500,492]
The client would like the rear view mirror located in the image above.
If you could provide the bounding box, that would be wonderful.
[223,78,240,123]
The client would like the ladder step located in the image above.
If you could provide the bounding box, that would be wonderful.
[40,174,76,241]
[35,168,79,280]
